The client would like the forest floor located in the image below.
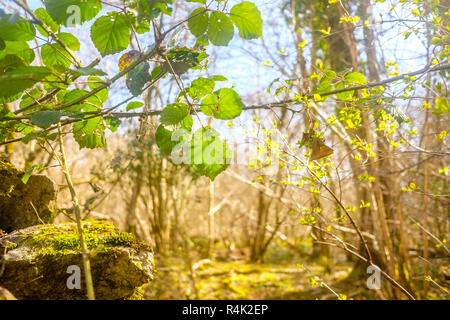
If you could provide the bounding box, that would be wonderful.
[144,247,377,300]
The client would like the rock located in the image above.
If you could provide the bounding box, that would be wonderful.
[0,161,57,232]
[0,287,16,300]
[0,220,154,300]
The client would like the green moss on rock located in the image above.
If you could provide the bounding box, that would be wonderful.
[0,221,154,300]
[19,220,150,256]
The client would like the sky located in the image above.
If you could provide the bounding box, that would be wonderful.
[1,0,430,153]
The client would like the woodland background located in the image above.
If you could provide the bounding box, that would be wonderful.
[0,0,448,300]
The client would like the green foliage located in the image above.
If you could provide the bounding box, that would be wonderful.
[201,88,244,119]
[0,14,35,41]
[34,8,58,36]
[189,127,231,180]
[187,77,215,100]
[230,1,263,40]
[44,0,102,26]
[91,12,130,56]
[160,103,189,126]
[72,117,106,149]
[208,12,234,46]
[188,8,208,38]
[127,62,151,96]
[41,43,72,69]
[30,110,62,129]
[126,101,144,111]
[0,66,52,101]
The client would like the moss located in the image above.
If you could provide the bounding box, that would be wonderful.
[125,285,146,300]
[15,220,151,256]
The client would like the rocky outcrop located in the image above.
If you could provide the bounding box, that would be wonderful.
[0,161,57,232]
[0,220,154,300]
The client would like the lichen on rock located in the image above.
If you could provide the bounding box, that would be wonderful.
[0,161,58,232]
[0,220,154,300]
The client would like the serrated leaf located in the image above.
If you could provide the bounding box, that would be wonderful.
[35,8,58,37]
[72,117,106,149]
[0,14,35,41]
[91,12,130,57]
[208,12,234,46]
[57,32,80,51]
[187,77,215,100]
[0,66,52,100]
[189,127,231,180]
[0,41,35,65]
[156,124,190,156]
[44,0,102,26]
[30,110,62,129]
[88,76,108,102]
[201,88,244,119]
[41,43,72,69]
[188,8,208,38]
[230,1,262,40]
[160,103,189,126]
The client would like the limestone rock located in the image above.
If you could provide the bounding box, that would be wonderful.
[0,287,16,300]
[0,220,154,300]
[0,161,57,232]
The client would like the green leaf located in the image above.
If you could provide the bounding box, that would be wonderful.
[162,47,206,75]
[189,127,231,180]
[188,8,208,38]
[160,103,189,126]
[44,0,102,26]
[151,65,164,79]
[230,1,262,40]
[21,164,43,184]
[335,82,354,101]
[208,12,234,46]
[187,77,215,100]
[126,101,144,111]
[35,8,59,37]
[137,0,173,21]
[70,67,106,76]
[0,41,35,65]
[63,89,102,112]
[201,88,244,119]
[57,32,80,51]
[210,75,227,81]
[186,0,206,3]
[155,124,190,156]
[345,72,367,85]
[30,110,62,129]
[0,14,35,41]
[88,76,108,102]
[91,12,130,57]
[41,43,72,69]
[127,62,151,96]
[72,117,106,149]
[433,97,449,116]
[0,66,52,100]
[106,118,121,132]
